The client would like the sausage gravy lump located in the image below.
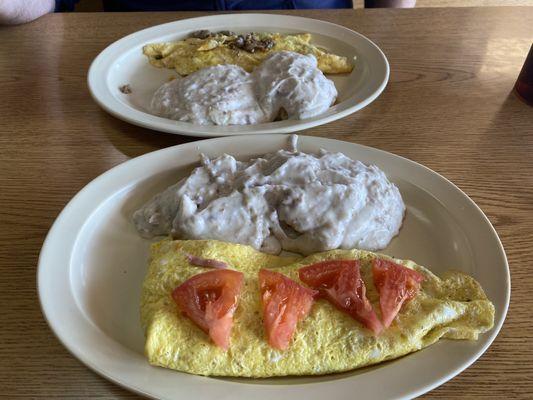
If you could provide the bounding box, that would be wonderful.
[150,64,268,125]
[252,51,337,120]
[133,136,405,255]
[150,51,337,125]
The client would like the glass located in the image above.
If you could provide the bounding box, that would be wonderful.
[515,44,533,106]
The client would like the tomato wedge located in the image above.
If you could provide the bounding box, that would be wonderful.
[372,259,425,328]
[259,269,317,350]
[171,269,244,350]
[298,260,383,335]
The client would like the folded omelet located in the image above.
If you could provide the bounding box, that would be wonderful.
[141,239,494,377]
[143,33,353,75]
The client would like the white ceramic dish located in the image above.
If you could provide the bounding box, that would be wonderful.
[87,14,389,137]
[38,135,509,400]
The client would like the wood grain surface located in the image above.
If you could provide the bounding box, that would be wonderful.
[1,7,532,399]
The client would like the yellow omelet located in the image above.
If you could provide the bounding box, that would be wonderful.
[141,239,494,377]
[142,33,353,75]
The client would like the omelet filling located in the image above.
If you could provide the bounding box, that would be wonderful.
[143,31,353,76]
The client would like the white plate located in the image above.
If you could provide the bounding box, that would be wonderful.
[87,14,389,137]
[38,135,509,400]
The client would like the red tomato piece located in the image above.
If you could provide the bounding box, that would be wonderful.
[372,259,425,328]
[259,269,317,350]
[172,269,244,350]
[298,260,383,335]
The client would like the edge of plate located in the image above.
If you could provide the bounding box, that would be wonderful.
[37,135,510,400]
[86,13,390,137]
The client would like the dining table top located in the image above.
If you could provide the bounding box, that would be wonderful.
[1,5,533,399]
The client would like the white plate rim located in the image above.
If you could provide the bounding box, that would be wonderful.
[87,13,390,138]
[38,135,510,400]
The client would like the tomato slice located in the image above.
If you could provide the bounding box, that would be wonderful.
[298,260,383,335]
[372,259,425,328]
[259,269,317,350]
[171,269,244,349]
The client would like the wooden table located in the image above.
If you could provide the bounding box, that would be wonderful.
[1,6,532,399]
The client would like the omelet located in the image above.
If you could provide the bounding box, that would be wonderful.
[141,239,494,377]
[143,32,353,75]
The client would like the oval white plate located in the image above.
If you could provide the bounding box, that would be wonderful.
[38,135,509,399]
[87,14,389,137]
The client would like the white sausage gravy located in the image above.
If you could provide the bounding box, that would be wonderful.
[133,136,405,255]
[150,51,337,125]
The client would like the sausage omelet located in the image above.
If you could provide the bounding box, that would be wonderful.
[141,239,494,377]
[143,32,353,76]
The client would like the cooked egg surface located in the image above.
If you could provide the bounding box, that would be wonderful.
[142,33,353,76]
[141,239,494,377]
